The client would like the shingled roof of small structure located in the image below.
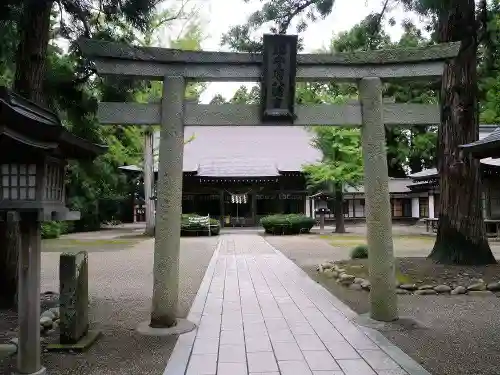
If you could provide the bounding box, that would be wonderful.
[410,125,500,180]
[459,127,500,158]
[0,86,106,159]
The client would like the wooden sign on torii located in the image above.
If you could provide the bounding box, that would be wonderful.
[79,35,459,329]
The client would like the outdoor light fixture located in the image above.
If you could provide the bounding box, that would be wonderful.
[0,87,105,220]
[0,86,105,375]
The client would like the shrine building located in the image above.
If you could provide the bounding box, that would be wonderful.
[123,125,414,227]
[122,124,500,227]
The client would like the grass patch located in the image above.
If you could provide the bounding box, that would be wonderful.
[396,272,413,284]
[42,238,143,253]
[116,233,152,240]
[319,233,434,241]
[334,259,416,285]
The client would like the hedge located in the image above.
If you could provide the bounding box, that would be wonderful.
[41,221,75,239]
[260,214,315,235]
[181,214,220,236]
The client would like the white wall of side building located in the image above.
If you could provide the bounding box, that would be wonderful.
[411,197,420,218]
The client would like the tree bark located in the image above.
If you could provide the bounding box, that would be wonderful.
[333,184,345,233]
[430,0,496,264]
[14,0,53,103]
[0,0,54,308]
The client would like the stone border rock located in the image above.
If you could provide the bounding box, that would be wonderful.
[317,262,500,296]
[40,306,60,335]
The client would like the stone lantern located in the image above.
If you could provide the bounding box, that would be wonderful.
[0,86,105,375]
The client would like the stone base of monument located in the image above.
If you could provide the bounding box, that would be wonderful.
[46,330,102,352]
[136,318,196,336]
[12,366,47,375]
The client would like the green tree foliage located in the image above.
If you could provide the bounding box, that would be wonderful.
[230,86,260,104]
[295,80,363,233]
[478,0,500,124]
[0,0,203,306]
[221,0,335,52]
[329,15,439,176]
[303,127,363,233]
[209,85,260,104]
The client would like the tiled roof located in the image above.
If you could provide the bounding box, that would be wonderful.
[459,127,500,158]
[153,126,322,176]
[409,168,438,180]
[345,178,413,194]
[125,124,500,182]
[409,125,500,180]
[197,157,279,177]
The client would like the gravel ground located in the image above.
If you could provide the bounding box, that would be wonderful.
[0,235,218,375]
[266,234,500,375]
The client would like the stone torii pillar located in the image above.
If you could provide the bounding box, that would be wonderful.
[136,76,194,334]
[143,128,155,236]
[79,36,459,324]
[359,77,397,320]
[148,76,186,329]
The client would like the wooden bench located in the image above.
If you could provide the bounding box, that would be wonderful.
[424,218,500,238]
[485,219,500,238]
[424,218,438,233]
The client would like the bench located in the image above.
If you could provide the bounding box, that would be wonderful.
[424,218,500,238]
[424,218,438,233]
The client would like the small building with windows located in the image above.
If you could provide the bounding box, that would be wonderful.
[407,125,500,230]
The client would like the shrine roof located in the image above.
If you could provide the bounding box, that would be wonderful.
[121,126,321,176]
[309,178,413,197]
[459,127,500,158]
[409,125,500,180]
[0,87,106,159]
[345,178,413,194]
[122,125,500,179]
[180,126,321,176]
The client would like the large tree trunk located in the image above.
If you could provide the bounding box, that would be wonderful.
[430,0,496,264]
[14,0,53,102]
[0,0,53,308]
[333,184,345,233]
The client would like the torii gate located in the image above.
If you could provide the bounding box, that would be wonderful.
[79,35,459,327]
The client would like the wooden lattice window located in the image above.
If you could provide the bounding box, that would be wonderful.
[1,164,37,200]
[44,163,64,201]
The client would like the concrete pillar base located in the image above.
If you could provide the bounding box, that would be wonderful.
[13,366,46,375]
[136,318,196,337]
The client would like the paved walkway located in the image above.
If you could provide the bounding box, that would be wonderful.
[164,234,430,375]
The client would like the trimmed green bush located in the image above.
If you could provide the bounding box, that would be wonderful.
[260,214,315,235]
[350,244,368,259]
[181,214,220,236]
[41,222,61,239]
[41,221,75,239]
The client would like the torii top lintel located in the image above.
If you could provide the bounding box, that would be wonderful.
[78,36,460,83]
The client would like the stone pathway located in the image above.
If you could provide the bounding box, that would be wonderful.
[164,234,430,375]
